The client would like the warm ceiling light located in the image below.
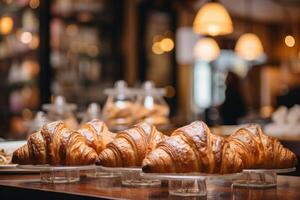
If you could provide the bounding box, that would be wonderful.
[0,16,14,35]
[193,37,220,61]
[193,2,233,36]
[235,33,264,61]
[285,35,295,47]
[160,38,174,52]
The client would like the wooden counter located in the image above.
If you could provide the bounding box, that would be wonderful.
[1,174,300,200]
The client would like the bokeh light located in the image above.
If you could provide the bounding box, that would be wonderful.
[152,42,164,55]
[160,38,174,52]
[0,16,14,35]
[285,35,295,47]
[20,31,33,44]
[29,0,40,9]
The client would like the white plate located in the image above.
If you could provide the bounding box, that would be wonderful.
[0,140,26,154]
[0,164,18,169]
[242,167,296,173]
[98,166,141,172]
[18,164,96,171]
[141,171,242,181]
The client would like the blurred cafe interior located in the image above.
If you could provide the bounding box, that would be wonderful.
[0,0,299,135]
[0,0,300,182]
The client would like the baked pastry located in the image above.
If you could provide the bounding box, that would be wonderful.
[136,104,170,125]
[221,124,297,173]
[78,119,115,154]
[0,149,12,165]
[102,101,136,127]
[12,121,98,165]
[142,121,225,173]
[142,121,297,174]
[65,131,99,165]
[96,122,165,167]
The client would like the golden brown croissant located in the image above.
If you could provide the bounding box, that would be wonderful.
[142,122,297,174]
[96,122,165,167]
[65,131,99,165]
[12,143,31,165]
[12,121,98,165]
[220,124,297,173]
[142,121,225,173]
[78,119,115,154]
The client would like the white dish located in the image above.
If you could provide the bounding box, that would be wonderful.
[0,164,18,169]
[140,171,242,181]
[0,140,26,154]
[18,164,96,171]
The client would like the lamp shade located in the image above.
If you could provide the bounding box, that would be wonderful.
[194,37,220,61]
[193,2,233,36]
[235,33,264,61]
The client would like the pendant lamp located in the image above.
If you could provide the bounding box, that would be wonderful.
[194,37,220,61]
[235,0,264,61]
[235,33,264,61]
[193,1,233,36]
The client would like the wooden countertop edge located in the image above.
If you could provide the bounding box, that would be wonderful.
[0,181,122,200]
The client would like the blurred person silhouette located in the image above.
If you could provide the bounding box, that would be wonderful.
[220,71,246,125]
[277,86,300,108]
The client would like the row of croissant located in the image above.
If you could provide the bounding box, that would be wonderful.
[12,119,297,174]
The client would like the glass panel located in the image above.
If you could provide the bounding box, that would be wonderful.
[193,61,211,109]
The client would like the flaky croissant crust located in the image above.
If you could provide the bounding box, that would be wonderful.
[78,119,115,154]
[12,120,103,165]
[96,122,165,167]
[142,121,297,174]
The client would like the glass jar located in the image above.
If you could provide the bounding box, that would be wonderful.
[136,81,170,125]
[42,96,78,130]
[27,111,49,134]
[80,102,102,125]
[102,80,136,131]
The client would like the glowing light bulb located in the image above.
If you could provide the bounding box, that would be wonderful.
[20,32,33,44]
[160,38,174,52]
[285,35,295,47]
[0,16,14,35]
[235,33,264,61]
[152,42,164,55]
[194,37,220,61]
[193,2,233,36]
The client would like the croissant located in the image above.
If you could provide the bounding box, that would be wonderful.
[142,121,297,174]
[65,132,99,165]
[96,122,165,167]
[78,119,115,154]
[142,121,225,173]
[220,124,297,173]
[12,121,98,165]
